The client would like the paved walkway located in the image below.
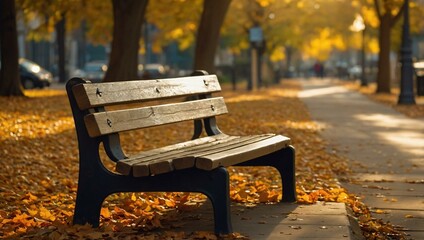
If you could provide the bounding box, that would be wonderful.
[176,200,359,239]
[299,79,424,240]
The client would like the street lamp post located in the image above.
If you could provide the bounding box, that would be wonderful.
[249,26,264,91]
[350,14,367,86]
[360,28,367,86]
[398,0,416,105]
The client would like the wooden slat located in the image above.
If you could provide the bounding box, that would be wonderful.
[84,97,228,137]
[195,135,290,170]
[171,135,275,169]
[131,135,245,177]
[72,75,221,110]
[146,158,175,176]
[116,134,232,176]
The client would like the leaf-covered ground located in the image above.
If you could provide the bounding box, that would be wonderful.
[0,81,406,239]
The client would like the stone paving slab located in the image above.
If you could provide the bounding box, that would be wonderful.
[342,182,424,197]
[351,173,424,182]
[375,209,424,230]
[356,195,424,210]
[176,201,359,239]
[233,202,355,240]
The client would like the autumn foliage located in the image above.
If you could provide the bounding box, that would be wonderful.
[0,81,404,239]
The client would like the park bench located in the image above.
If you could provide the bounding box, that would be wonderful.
[65,71,296,234]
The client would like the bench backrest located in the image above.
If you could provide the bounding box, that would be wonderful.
[69,74,227,138]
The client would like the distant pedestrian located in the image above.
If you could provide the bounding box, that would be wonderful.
[313,62,324,78]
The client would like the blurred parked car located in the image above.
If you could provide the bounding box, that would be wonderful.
[413,61,424,76]
[140,64,167,79]
[348,65,362,80]
[73,61,108,82]
[19,58,53,89]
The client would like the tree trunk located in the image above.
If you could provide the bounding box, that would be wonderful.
[193,0,231,74]
[376,14,392,93]
[0,0,24,96]
[55,14,67,83]
[104,0,148,82]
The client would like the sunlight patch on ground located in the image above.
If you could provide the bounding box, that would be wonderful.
[224,94,269,103]
[378,132,424,156]
[355,113,420,129]
[298,86,349,98]
[225,87,298,103]
[262,120,323,131]
[25,89,66,97]
[354,113,424,156]
[0,115,74,141]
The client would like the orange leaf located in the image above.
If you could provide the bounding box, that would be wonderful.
[100,207,111,218]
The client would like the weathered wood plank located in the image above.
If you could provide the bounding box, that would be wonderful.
[115,134,232,175]
[84,97,228,137]
[72,75,221,110]
[131,135,249,176]
[195,135,290,170]
[171,134,276,169]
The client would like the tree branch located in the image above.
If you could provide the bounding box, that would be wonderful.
[391,1,405,27]
[374,0,382,19]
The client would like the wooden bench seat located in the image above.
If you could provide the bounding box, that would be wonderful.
[116,133,290,177]
[66,71,296,235]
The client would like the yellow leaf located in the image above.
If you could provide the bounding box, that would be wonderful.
[100,207,111,219]
[27,209,38,217]
[374,209,386,214]
[39,207,56,221]
[337,192,349,202]
[165,199,176,208]
[144,205,152,212]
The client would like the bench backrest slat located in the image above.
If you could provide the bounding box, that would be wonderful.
[72,75,221,110]
[84,97,227,137]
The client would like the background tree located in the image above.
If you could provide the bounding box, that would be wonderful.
[55,14,66,82]
[373,0,404,93]
[0,0,24,96]
[193,0,232,73]
[104,0,148,81]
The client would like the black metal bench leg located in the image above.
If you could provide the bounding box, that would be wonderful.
[203,167,233,234]
[279,146,296,202]
[73,178,108,227]
[236,146,296,202]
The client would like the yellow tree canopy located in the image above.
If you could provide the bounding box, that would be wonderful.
[146,0,203,52]
[221,0,357,62]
